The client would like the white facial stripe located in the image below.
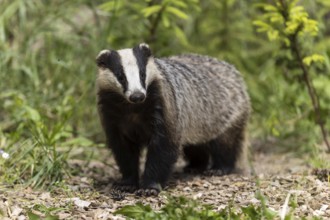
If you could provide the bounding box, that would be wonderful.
[118,49,146,96]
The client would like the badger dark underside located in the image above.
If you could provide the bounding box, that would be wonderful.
[97,81,178,193]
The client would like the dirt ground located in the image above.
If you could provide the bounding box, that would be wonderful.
[0,147,329,219]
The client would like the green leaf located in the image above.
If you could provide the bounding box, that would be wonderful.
[142,5,162,17]
[291,6,305,14]
[253,20,271,33]
[45,215,59,220]
[98,1,122,11]
[313,76,330,97]
[267,30,279,41]
[272,127,280,136]
[174,25,189,46]
[303,54,325,66]
[115,203,152,218]
[166,6,189,19]
[166,0,187,9]
[264,207,277,219]
[241,205,259,218]
[162,14,170,28]
[27,212,41,220]
[269,14,284,23]
[264,5,278,12]
[24,106,41,122]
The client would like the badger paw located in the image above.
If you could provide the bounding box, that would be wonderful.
[112,181,138,193]
[110,189,126,201]
[135,182,161,197]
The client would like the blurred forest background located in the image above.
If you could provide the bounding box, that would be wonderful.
[0,0,329,187]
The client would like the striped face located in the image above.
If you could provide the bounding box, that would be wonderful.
[96,43,154,104]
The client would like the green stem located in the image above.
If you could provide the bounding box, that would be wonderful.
[278,0,330,152]
[290,37,330,152]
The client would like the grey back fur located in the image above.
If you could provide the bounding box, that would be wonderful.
[151,54,250,147]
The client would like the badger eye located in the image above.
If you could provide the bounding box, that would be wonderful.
[117,74,125,84]
[97,60,106,67]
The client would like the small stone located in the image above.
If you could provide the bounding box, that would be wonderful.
[10,206,22,217]
[193,192,203,200]
[320,204,328,211]
[40,192,51,200]
[250,198,260,204]
[17,216,26,220]
[203,183,209,188]
[313,210,324,216]
[67,198,91,208]
[183,187,192,192]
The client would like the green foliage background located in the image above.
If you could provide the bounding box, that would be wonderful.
[0,0,329,186]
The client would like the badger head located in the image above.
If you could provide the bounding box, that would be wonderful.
[96,43,160,104]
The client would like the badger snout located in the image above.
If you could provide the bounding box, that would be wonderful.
[129,91,146,104]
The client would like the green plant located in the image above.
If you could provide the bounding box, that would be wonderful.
[99,0,200,54]
[253,0,330,152]
[1,93,77,187]
[27,204,66,220]
[115,194,323,220]
[0,0,102,187]
[115,196,235,220]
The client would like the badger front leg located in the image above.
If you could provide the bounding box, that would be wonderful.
[107,131,140,193]
[137,120,178,196]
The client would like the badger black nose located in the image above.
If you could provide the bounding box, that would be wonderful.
[129,92,146,103]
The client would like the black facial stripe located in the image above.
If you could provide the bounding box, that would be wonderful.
[132,46,149,89]
[107,51,128,92]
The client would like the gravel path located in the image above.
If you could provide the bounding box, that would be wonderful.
[0,150,329,219]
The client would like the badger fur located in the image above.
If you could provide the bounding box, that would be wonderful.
[96,43,250,196]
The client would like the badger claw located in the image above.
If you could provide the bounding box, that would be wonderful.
[135,182,161,197]
[135,188,160,197]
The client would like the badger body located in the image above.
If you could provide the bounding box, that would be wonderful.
[96,44,250,196]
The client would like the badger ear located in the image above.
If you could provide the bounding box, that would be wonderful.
[139,43,152,57]
[96,50,111,68]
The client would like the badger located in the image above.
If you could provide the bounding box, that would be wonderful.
[95,43,250,196]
